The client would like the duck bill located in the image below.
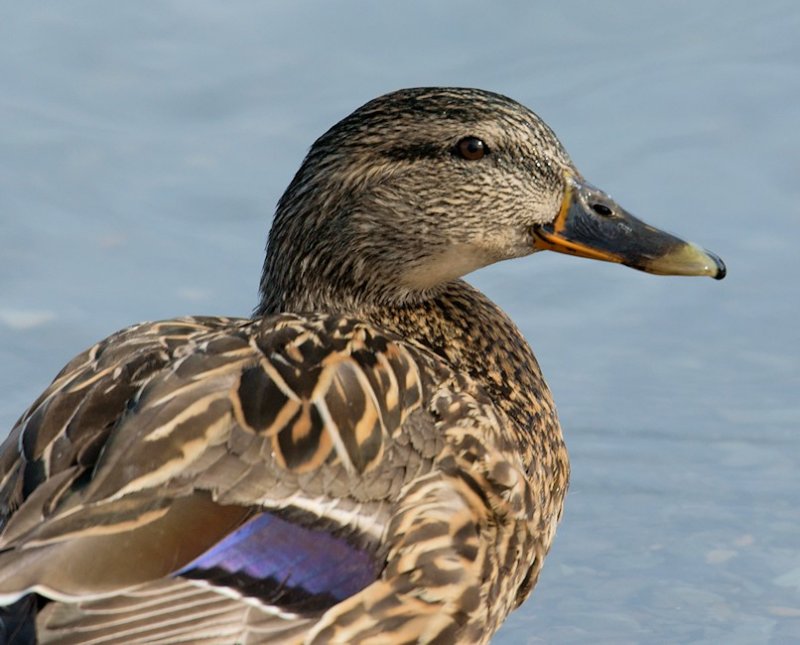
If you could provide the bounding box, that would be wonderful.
[533,176,726,279]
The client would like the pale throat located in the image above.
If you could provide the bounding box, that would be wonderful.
[397,244,502,291]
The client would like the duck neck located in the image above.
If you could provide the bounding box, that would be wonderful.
[257,276,558,449]
[370,281,558,438]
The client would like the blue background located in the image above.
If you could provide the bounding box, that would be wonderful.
[1,3,798,642]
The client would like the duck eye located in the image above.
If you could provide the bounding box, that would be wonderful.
[455,136,487,161]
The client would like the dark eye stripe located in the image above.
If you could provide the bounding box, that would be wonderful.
[383,143,442,161]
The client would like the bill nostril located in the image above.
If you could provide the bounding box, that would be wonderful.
[590,202,613,217]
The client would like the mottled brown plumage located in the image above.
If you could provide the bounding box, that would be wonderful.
[0,87,724,644]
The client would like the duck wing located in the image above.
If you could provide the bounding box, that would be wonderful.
[0,313,535,643]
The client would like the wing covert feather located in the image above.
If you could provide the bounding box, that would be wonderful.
[0,312,542,644]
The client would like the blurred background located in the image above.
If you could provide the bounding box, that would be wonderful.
[1,2,798,642]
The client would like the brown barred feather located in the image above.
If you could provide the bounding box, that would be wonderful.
[0,297,566,643]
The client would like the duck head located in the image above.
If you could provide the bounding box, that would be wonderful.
[258,87,725,314]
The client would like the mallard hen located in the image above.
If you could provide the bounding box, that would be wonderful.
[0,87,725,644]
